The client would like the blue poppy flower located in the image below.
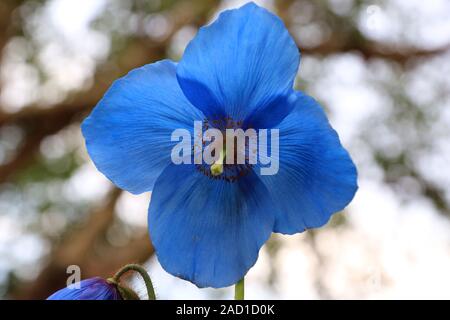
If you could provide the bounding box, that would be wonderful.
[47,277,121,300]
[81,2,357,288]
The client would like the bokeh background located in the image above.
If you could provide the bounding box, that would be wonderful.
[0,0,450,299]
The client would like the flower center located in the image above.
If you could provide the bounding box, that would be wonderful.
[195,117,253,182]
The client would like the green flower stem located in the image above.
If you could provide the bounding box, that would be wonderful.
[234,277,245,300]
[112,263,156,300]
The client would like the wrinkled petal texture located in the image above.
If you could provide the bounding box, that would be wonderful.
[148,164,276,288]
[257,92,358,234]
[177,2,299,128]
[80,1,358,290]
[82,60,204,194]
[47,277,121,300]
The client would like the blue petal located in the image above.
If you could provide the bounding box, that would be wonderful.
[177,2,299,128]
[82,60,204,194]
[148,164,276,288]
[257,92,358,234]
[47,277,120,300]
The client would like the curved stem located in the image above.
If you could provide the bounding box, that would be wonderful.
[112,264,156,300]
[234,277,245,300]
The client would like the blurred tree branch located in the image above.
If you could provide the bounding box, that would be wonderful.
[301,41,450,65]
[275,0,450,66]
[0,0,24,52]
[2,0,220,299]
[12,188,154,299]
[0,0,220,184]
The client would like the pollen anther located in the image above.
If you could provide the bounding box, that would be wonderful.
[210,148,225,176]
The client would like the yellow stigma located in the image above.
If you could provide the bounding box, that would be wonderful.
[210,148,225,176]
